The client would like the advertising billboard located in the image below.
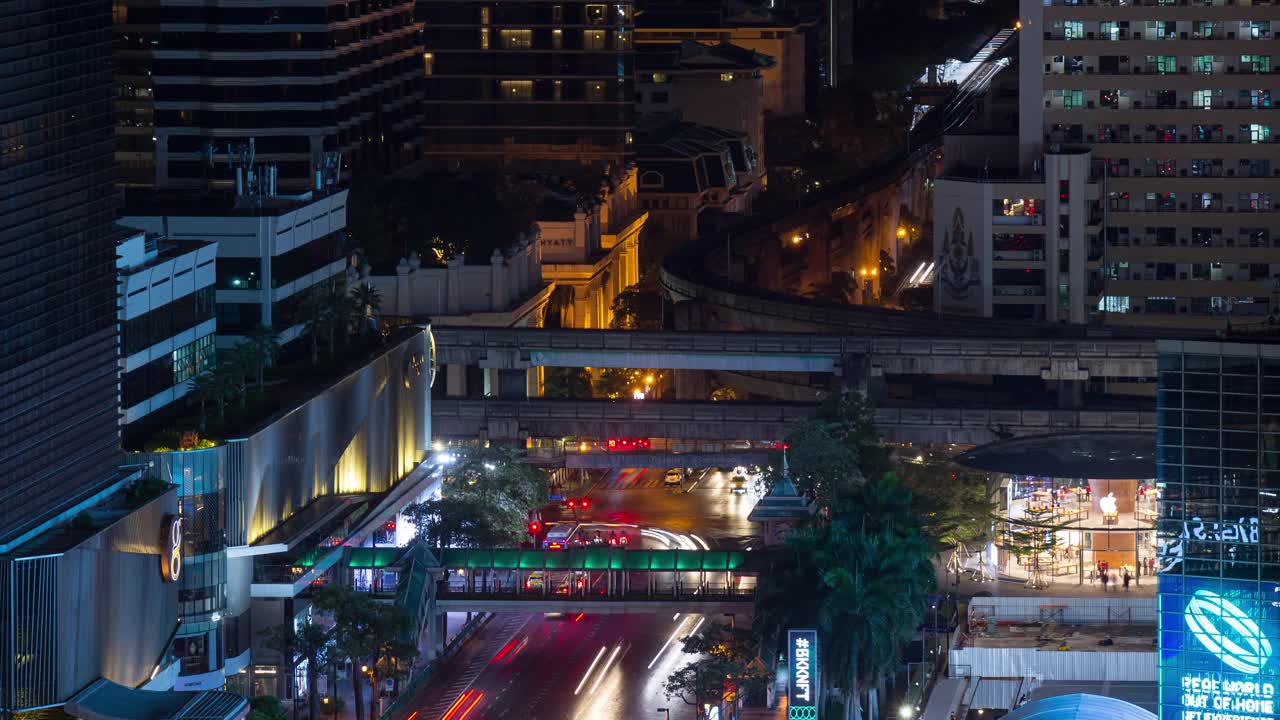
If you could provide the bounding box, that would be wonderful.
[1160,576,1280,720]
[788,629,819,720]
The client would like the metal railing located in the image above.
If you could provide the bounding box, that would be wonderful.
[377,612,493,720]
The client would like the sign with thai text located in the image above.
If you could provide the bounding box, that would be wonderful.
[788,629,818,720]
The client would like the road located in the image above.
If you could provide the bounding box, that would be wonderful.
[397,467,767,720]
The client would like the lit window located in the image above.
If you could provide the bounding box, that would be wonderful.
[500,80,533,100]
[553,79,563,100]
[501,29,532,49]
[651,72,668,83]
[552,4,563,22]
[552,29,563,49]
[720,72,734,82]
[613,30,630,49]
[584,30,606,50]
[480,6,490,24]
[1192,89,1213,109]
[422,52,434,76]
[616,4,632,22]
[585,81,605,101]
[625,130,634,145]
[585,4,606,24]
[479,28,490,50]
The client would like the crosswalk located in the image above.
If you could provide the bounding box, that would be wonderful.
[592,468,684,490]
[415,614,530,720]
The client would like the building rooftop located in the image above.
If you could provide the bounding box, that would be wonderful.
[8,478,169,557]
[116,228,214,275]
[636,39,775,74]
[122,186,343,218]
[954,432,1157,479]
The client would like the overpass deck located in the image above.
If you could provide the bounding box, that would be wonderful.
[431,398,1157,445]
[432,326,1158,378]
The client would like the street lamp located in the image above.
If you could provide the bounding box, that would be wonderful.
[899,705,914,719]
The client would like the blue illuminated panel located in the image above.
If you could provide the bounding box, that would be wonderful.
[1159,574,1280,718]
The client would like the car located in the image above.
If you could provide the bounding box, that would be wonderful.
[733,466,749,477]
[525,571,545,591]
[729,474,748,494]
[664,468,683,485]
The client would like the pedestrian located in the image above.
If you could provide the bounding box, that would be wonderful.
[1123,568,1131,591]
[1101,570,1109,592]
[1088,568,1095,586]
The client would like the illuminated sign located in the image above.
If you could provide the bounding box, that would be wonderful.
[1186,590,1273,674]
[1162,578,1279,720]
[788,629,818,720]
[161,514,183,582]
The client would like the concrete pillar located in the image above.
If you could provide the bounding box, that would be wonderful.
[395,258,412,316]
[674,369,710,400]
[498,369,527,398]
[490,249,507,311]
[446,364,466,397]
[1056,380,1085,409]
[484,368,500,397]
[427,610,446,660]
[671,299,704,332]
[446,255,464,315]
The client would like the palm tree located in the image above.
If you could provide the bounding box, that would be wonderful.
[323,288,356,352]
[187,372,218,432]
[351,282,382,336]
[227,344,253,408]
[210,363,239,420]
[261,620,329,720]
[242,324,281,386]
[302,292,330,365]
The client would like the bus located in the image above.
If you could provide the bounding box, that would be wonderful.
[543,523,581,550]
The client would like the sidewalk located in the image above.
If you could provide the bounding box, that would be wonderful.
[307,612,477,720]
[935,550,1157,600]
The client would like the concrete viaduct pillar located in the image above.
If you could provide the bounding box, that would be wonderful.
[1042,359,1089,410]
[839,354,884,403]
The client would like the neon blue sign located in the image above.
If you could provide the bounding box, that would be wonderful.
[1185,590,1273,675]
[1161,578,1280,720]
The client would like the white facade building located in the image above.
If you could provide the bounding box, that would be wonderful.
[117,229,218,425]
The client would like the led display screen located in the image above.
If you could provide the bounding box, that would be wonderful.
[1160,576,1280,720]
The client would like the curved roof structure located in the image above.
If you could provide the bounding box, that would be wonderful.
[68,679,248,720]
[1003,694,1156,720]
[954,432,1156,479]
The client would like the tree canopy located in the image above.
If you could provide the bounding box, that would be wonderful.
[402,447,548,549]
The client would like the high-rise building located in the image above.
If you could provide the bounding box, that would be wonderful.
[1155,340,1279,720]
[934,3,1280,330]
[113,0,425,191]
[0,0,125,550]
[416,0,636,169]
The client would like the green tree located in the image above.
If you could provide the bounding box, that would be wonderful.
[351,282,382,336]
[313,586,375,720]
[246,695,288,720]
[1003,504,1068,589]
[243,324,282,387]
[301,291,331,365]
[542,367,592,399]
[808,272,859,305]
[403,447,548,549]
[260,619,329,720]
[776,419,861,507]
[609,285,663,329]
[187,372,218,432]
[542,284,577,328]
[364,602,418,720]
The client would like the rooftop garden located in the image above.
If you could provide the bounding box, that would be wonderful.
[346,170,617,272]
[127,278,414,451]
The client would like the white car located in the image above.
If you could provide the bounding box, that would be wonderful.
[730,475,749,494]
[664,468,683,485]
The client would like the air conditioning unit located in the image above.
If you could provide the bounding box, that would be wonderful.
[1180,100,1188,108]
[1045,100,1051,108]
[1180,31,1188,39]
[1180,66,1188,73]
[1179,202,1188,210]
[1180,237,1188,245]
[1134,66,1143,74]
[1088,32,1096,39]
[1133,168,1142,176]
[1087,66,1095,73]
[1044,32,1051,40]
[1088,100,1096,108]
[1179,135,1188,142]
[1227,31,1236,38]
[1134,100,1144,107]
[1180,169,1188,176]
[1227,101,1235,108]
[1227,135,1235,142]
[1227,66,1236,73]
[1134,32,1143,39]
[1087,134,1095,141]
[1228,169,1235,176]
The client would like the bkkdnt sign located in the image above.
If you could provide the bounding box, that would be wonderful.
[788,629,819,719]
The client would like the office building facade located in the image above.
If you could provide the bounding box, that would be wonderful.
[114,0,425,190]
[1156,340,1280,720]
[417,0,635,169]
[0,0,124,550]
[935,1,1280,329]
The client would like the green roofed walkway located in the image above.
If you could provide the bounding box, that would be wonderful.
[432,547,759,615]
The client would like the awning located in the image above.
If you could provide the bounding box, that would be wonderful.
[954,432,1156,479]
[67,679,248,720]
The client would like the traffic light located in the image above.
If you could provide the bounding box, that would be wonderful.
[528,521,541,535]
[567,499,577,509]
[580,498,590,509]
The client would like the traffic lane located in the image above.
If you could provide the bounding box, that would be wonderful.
[467,612,706,720]
[581,468,761,548]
